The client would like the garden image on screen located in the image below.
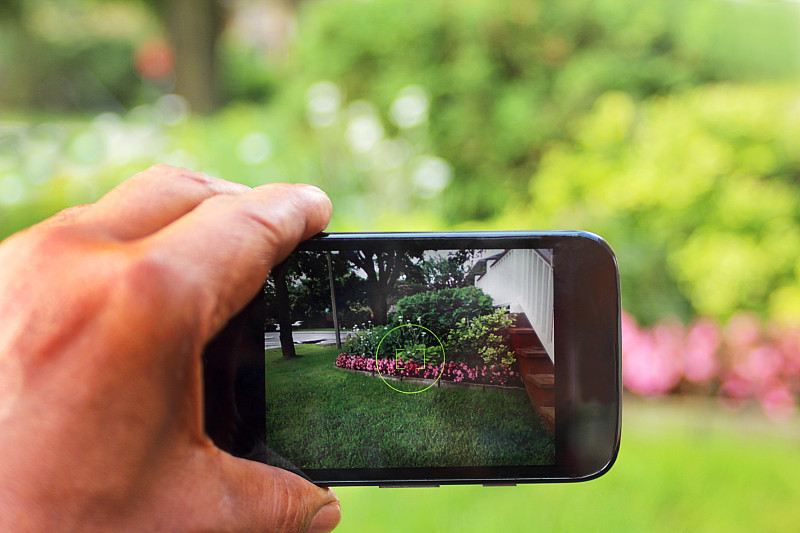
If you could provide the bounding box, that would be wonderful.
[264,247,555,469]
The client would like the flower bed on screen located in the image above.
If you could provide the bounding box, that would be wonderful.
[334,353,523,388]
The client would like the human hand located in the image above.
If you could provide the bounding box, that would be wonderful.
[0,165,340,532]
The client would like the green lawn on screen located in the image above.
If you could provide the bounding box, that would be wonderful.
[264,344,554,469]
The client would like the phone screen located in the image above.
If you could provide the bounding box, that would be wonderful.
[264,244,557,476]
[203,232,619,485]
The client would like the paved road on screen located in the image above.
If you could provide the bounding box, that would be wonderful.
[264,330,353,350]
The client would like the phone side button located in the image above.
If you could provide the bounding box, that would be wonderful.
[378,484,440,488]
[482,483,517,487]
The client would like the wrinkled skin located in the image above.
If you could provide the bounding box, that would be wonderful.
[0,165,340,532]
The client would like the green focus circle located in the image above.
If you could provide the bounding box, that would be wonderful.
[375,324,446,394]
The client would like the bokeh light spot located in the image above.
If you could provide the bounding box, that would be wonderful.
[237,132,273,164]
[346,101,384,153]
[306,81,342,128]
[156,94,190,125]
[411,156,452,198]
[390,85,430,129]
[0,174,26,206]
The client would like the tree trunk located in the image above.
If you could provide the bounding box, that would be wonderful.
[367,281,389,325]
[273,266,297,358]
[167,0,223,113]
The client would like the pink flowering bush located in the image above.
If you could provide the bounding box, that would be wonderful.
[334,353,523,387]
[623,311,800,420]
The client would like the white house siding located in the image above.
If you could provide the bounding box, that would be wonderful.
[475,249,554,362]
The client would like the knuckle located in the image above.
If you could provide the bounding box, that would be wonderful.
[42,204,92,227]
[117,247,182,301]
[203,194,288,241]
[116,245,215,336]
[240,204,290,249]
[145,162,186,177]
[141,164,249,197]
[144,163,213,187]
[8,224,81,262]
[266,475,316,533]
[114,251,184,329]
[0,226,112,364]
[214,460,320,533]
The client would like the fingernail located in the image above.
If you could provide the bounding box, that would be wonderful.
[307,500,341,533]
[298,183,328,197]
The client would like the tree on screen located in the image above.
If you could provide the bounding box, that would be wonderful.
[343,250,425,326]
[267,251,360,359]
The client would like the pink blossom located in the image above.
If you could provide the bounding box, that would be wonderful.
[757,380,797,421]
[684,319,721,383]
[623,317,683,396]
[771,325,800,376]
[724,311,761,350]
[720,375,753,399]
[617,309,798,420]
[334,353,522,387]
[732,346,783,383]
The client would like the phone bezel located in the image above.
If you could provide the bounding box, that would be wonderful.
[207,231,621,486]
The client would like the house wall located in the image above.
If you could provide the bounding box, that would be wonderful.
[475,249,555,362]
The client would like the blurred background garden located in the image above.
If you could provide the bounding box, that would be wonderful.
[3,0,800,530]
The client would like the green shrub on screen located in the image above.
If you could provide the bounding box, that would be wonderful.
[390,287,494,341]
[446,309,516,366]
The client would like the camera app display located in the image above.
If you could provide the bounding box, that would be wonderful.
[263,247,556,469]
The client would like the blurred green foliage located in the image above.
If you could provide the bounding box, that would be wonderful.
[0,0,156,109]
[3,0,800,326]
[289,0,800,223]
[523,85,800,323]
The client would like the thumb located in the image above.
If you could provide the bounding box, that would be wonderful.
[213,451,341,533]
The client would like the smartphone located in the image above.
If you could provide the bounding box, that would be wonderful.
[202,231,621,486]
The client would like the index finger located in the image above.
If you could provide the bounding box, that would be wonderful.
[144,182,332,338]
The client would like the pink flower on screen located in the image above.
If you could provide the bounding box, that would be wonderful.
[334,351,523,386]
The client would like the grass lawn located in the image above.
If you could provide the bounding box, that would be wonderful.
[264,344,554,469]
[332,397,800,532]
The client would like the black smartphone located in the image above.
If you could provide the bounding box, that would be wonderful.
[202,231,621,486]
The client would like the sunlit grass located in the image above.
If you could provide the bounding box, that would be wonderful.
[334,398,800,532]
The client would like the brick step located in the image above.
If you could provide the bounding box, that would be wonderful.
[517,352,553,376]
[509,334,546,354]
[509,315,554,431]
